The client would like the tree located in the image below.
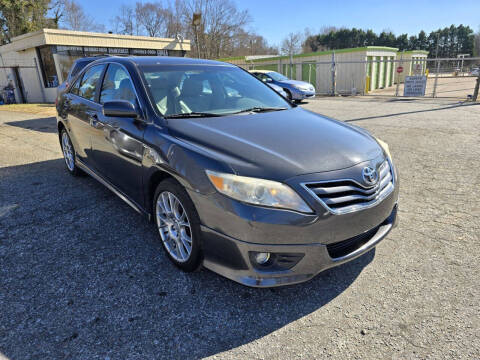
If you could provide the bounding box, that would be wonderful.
[474,27,480,57]
[111,4,136,35]
[164,0,184,38]
[178,0,250,59]
[60,0,104,32]
[301,25,475,57]
[0,0,52,44]
[135,2,167,37]
[417,30,428,50]
[281,32,302,57]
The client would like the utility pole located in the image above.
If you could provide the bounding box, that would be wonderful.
[331,51,336,96]
[192,13,202,59]
[432,33,440,98]
[473,73,480,101]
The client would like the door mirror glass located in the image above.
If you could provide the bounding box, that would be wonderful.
[103,100,138,118]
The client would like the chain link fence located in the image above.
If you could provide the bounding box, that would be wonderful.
[236,57,480,99]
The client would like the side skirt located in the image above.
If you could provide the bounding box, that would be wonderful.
[76,159,151,221]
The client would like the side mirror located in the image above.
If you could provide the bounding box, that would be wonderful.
[103,100,138,118]
[265,77,273,83]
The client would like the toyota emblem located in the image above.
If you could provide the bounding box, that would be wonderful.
[362,166,378,186]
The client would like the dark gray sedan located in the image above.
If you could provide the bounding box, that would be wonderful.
[56,56,398,287]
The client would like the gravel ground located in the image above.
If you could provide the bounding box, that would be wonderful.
[0,98,479,359]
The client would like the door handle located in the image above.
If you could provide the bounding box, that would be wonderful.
[88,114,104,129]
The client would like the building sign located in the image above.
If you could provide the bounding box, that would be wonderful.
[403,75,427,97]
[84,47,108,54]
[53,45,170,57]
[108,47,129,55]
[131,48,157,55]
[55,45,84,55]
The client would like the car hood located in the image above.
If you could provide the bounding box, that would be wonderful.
[166,107,383,181]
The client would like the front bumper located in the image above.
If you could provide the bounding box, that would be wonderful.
[291,88,316,100]
[187,162,399,287]
[199,205,397,287]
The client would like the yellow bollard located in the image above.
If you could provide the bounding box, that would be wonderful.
[425,68,429,77]
[365,76,370,93]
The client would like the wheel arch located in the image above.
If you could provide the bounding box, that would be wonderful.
[146,169,179,217]
[57,120,66,143]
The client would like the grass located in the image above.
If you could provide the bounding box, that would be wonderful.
[0,103,56,116]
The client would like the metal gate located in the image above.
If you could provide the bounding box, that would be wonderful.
[236,57,480,100]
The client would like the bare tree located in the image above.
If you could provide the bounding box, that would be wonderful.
[474,26,480,57]
[60,0,104,32]
[111,5,136,35]
[106,0,274,58]
[178,0,250,59]
[135,2,167,37]
[164,0,185,38]
[281,32,303,57]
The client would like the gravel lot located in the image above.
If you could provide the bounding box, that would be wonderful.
[0,98,479,359]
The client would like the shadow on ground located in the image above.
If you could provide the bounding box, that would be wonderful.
[5,117,57,133]
[344,101,479,122]
[0,159,374,359]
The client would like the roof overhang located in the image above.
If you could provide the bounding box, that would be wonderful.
[0,28,191,54]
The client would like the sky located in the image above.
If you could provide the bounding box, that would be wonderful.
[78,0,480,46]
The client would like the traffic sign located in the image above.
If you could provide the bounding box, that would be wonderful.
[396,66,404,73]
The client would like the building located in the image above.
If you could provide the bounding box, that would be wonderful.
[0,28,191,103]
[219,47,428,95]
[395,50,429,82]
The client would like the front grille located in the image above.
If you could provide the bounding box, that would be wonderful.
[326,225,379,258]
[303,160,394,215]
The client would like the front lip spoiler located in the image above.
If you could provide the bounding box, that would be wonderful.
[201,205,398,288]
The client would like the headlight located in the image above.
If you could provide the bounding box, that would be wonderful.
[206,170,312,213]
[375,137,392,160]
[293,84,308,90]
[293,84,314,91]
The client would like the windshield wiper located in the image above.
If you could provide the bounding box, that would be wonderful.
[231,107,288,114]
[164,112,224,119]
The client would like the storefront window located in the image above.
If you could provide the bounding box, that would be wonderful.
[56,46,84,82]
[37,46,59,88]
[37,45,186,88]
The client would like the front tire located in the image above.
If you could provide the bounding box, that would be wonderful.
[60,129,82,176]
[153,178,202,272]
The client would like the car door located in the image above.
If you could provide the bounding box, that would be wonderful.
[91,63,146,205]
[64,64,105,164]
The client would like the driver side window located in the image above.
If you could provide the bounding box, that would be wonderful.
[100,64,137,105]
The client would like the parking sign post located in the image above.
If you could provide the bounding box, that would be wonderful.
[395,65,403,97]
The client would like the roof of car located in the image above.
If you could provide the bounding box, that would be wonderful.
[248,70,275,74]
[92,56,234,67]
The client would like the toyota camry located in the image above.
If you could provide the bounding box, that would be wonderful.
[56,56,399,287]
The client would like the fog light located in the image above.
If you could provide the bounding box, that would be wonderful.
[255,252,270,265]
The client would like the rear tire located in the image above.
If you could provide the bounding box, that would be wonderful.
[60,129,82,176]
[153,178,202,272]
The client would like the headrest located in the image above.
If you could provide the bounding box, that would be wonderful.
[181,76,203,97]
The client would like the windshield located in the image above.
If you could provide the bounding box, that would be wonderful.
[267,71,289,81]
[140,65,291,117]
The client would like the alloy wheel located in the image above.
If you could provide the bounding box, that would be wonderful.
[62,131,75,171]
[156,191,193,262]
